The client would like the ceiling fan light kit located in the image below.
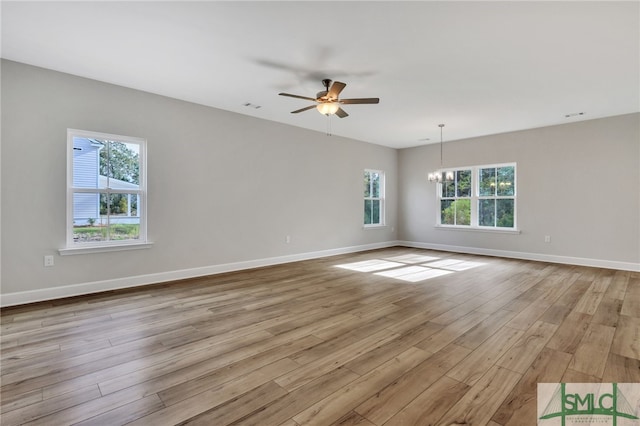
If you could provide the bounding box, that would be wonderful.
[279,79,379,118]
[317,102,340,115]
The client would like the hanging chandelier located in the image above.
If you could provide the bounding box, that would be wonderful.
[427,124,454,183]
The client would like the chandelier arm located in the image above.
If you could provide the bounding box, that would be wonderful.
[428,124,448,183]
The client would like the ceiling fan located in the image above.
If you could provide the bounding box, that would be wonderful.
[279,79,379,118]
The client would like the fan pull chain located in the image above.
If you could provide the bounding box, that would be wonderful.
[326,114,332,136]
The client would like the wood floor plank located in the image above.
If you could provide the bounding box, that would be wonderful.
[124,334,322,408]
[291,316,395,365]
[354,343,470,425]
[573,275,611,315]
[0,247,631,426]
[428,294,493,325]
[568,322,616,377]
[609,314,640,360]
[453,309,518,350]
[0,385,101,425]
[72,394,165,426]
[98,330,276,395]
[342,321,443,375]
[592,297,623,327]
[545,311,592,354]
[495,320,558,374]
[292,347,430,426]
[505,299,552,330]
[561,368,602,383]
[275,328,399,392]
[0,388,42,415]
[491,347,572,426]
[22,386,148,426]
[621,277,640,317]
[605,270,630,300]
[414,310,491,354]
[129,358,298,426]
[436,365,522,425]
[602,352,640,382]
[178,381,288,425]
[233,367,360,426]
[383,375,470,426]
[447,326,524,385]
[329,411,375,426]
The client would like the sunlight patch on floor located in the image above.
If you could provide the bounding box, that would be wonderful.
[334,259,405,272]
[333,255,484,283]
[423,259,486,271]
[383,254,441,264]
[374,266,453,282]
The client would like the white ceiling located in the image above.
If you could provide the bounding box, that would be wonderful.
[2,1,638,148]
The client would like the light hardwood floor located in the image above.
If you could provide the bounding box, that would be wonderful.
[1,248,638,425]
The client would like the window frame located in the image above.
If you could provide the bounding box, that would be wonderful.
[477,164,516,229]
[61,129,150,255]
[439,169,472,226]
[363,169,385,228]
[435,162,517,232]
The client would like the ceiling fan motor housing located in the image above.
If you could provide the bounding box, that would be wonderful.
[316,90,329,101]
[318,79,333,100]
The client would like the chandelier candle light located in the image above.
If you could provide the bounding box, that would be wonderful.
[428,124,454,183]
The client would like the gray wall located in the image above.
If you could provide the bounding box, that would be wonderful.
[1,60,397,298]
[2,59,638,304]
[398,113,640,267]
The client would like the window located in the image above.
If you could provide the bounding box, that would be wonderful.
[478,165,515,228]
[65,129,147,251]
[364,169,385,226]
[440,169,471,226]
[437,163,516,230]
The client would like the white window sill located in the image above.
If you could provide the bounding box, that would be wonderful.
[434,225,520,235]
[363,224,387,230]
[59,241,153,256]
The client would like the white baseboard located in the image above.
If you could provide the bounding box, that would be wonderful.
[397,240,640,272]
[0,241,397,307]
[3,240,637,307]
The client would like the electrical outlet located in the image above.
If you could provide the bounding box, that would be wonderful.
[44,255,54,267]
[544,235,551,243]
[285,235,291,244]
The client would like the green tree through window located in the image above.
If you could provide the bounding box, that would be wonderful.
[364,170,384,226]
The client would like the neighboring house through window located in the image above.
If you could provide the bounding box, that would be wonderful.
[65,129,147,250]
[364,169,385,226]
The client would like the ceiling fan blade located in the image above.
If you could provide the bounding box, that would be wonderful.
[339,98,380,105]
[328,81,346,99]
[291,105,317,114]
[335,107,349,118]
[279,93,318,102]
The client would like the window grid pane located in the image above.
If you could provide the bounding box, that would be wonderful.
[441,200,454,225]
[456,170,471,197]
[496,199,515,227]
[497,166,515,196]
[479,168,496,196]
[479,199,495,227]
